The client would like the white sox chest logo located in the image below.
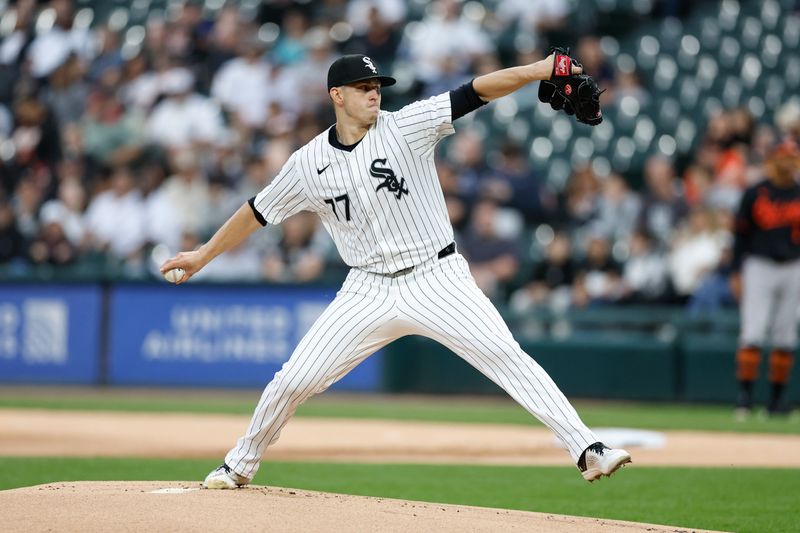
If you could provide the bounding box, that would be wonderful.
[370,158,408,199]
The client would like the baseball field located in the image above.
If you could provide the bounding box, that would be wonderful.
[0,387,798,532]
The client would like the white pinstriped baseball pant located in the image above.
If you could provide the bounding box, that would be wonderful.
[225,253,599,480]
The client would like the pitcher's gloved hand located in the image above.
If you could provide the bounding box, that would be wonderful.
[538,47,604,126]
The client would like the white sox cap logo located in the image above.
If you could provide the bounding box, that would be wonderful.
[363,56,377,74]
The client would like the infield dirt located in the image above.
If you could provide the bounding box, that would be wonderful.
[2,408,781,532]
[0,408,797,467]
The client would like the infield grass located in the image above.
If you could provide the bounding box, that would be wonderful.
[0,457,797,533]
[0,386,798,434]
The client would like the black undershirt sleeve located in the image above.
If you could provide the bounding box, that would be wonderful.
[247,196,268,226]
[449,79,489,121]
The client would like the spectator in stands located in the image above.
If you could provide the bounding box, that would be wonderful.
[287,27,337,114]
[272,11,309,67]
[146,67,226,151]
[510,232,575,312]
[211,33,276,131]
[667,207,730,302]
[80,88,146,167]
[207,176,237,238]
[436,161,468,235]
[480,141,552,224]
[460,199,520,300]
[118,53,164,112]
[38,177,86,248]
[0,104,11,137]
[344,4,403,67]
[83,165,146,261]
[401,0,492,89]
[88,25,123,84]
[27,217,76,266]
[573,234,624,307]
[26,0,95,79]
[576,35,615,87]
[233,156,266,203]
[706,109,752,210]
[683,163,714,207]
[11,176,44,241]
[637,155,689,250]
[554,165,600,237]
[0,0,36,102]
[496,0,571,43]
[141,161,182,253]
[204,6,242,76]
[687,241,736,316]
[12,96,62,169]
[262,212,328,283]
[194,240,262,282]
[42,54,89,127]
[448,130,490,204]
[346,0,407,36]
[0,195,24,264]
[776,98,800,142]
[161,149,211,239]
[620,229,668,304]
[591,172,641,243]
[611,69,650,108]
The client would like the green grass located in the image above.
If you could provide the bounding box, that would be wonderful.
[0,387,798,434]
[1,457,797,533]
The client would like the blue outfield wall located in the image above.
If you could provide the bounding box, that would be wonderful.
[107,284,383,390]
[4,283,795,402]
[0,284,102,383]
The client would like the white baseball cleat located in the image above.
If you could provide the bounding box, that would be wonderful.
[203,464,250,489]
[578,442,632,482]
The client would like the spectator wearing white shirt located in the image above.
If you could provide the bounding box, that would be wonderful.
[39,177,86,247]
[591,173,642,242]
[346,0,407,35]
[141,162,182,253]
[27,0,95,78]
[496,0,571,39]
[146,68,225,151]
[160,149,211,238]
[84,166,146,260]
[401,0,491,86]
[621,229,668,303]
[287,28,339,114]
[0,0,35,69]
[668,207,731,299]
[211,34,276,130]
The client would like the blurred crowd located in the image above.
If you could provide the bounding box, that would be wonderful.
[0,0,798,311]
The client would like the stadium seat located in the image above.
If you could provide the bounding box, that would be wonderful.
[738,16,764,50]
[677,34,701,72]
[653,55,679,92]
[717,36,741,70]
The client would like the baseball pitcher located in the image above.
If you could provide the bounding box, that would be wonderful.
[161,50,630,487]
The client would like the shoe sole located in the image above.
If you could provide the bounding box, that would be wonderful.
[582,454,632,482]
[203,478,245,489]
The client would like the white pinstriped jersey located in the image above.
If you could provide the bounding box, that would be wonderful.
[252,92,455,274]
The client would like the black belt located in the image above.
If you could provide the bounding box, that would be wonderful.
[383,242,456,278]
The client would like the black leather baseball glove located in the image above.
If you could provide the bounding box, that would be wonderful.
[538,47,604,126]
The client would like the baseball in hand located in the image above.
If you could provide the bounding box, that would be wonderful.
[163,268,186,284]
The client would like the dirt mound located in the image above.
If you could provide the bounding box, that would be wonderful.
[0,482,725,533]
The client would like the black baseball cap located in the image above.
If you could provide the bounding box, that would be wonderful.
[327,54,396,90]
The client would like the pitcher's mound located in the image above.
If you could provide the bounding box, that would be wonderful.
[1,481,722,532]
